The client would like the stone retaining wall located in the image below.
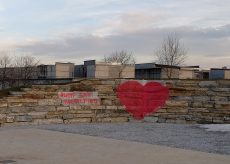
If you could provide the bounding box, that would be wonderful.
[0,79,230,126]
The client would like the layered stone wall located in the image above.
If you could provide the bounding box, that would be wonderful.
[0,79,230,126]
[153,80,230,124]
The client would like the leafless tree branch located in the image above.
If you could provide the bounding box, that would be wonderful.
[104,50,135,77]
[155,34,187,78]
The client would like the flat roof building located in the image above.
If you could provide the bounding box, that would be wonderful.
[210,68,230,79]
[135,63,180,79]
[55,62,74,79]
[75,60,135,79]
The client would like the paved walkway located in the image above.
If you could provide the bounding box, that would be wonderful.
[37,123,230,155]
[0,128,230,164]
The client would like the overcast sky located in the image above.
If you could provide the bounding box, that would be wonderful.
[0,0,230,68]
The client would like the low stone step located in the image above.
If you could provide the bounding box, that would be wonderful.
[21,88,32,92]
[9,91,26,96]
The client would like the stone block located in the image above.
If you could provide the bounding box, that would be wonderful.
[0,114,6,123]
[212,109,230,114]
[165,114,182,119]
[99,95,117,100]
[101,99,113,106]
[95,85,114,94]
[89,106,106,110]
[176,81,199,87]
[69,106,82,110]
[7,103,23,107]
[203,102,214,108]
[33,119,63,125]
[144,117,158,123]
[28,112,47,119]
[166,108,188,113]
[34,106,56,112]
[211,96,228,101]
[170,90,193,97]
[7,98,38,103]
[0,101,7,108]
[166,101,188,107]
[74,113,94,118]
[157,118,166,123]
[62,114,75,119]
[21,88,32,92]
[23,94,45,99]
[207,91,216,96]
[97,117,118,122]
[64,118,92,124]
[224,117,230,121]
[46,110,64,116]
[10,107,33,113]
[15,115,33,122]
[166,119,176,123]
[101,80,115,85]
[38,99,61,106]
[0,107,9,114]
[192,88,209,96]
[172,96,193,101]
[189,108,210,113]
[199,81,217,88]
[214,102,230,110]
[212,88,230,92]
[191,102,203,108]
[96,113,114,118]
[106,106,118,110]
[218,80,230,87]
[215,101,230,105]
[56,106,69,111]
[117,106,126,110]
[6,116,14,123]
[193,96,210,101]
[45,114,61,119]
[213,117,224,123]
[215,92,230,97]
[113,99,122,106]
[201,116,213,122]
[69,110,94,114]
[170,87,187,91]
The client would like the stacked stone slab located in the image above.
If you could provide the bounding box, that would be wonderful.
[0,79,129,126]
[0,79,230,126]
[149,80,230,124]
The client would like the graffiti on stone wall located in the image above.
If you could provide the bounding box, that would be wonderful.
[117,81,169,120]
[58,91,100,105]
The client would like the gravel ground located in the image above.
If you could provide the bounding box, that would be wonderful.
[35,122,230,155]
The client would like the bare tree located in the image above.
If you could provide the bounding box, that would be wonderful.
[14,55,39,86]
[104,50,135,77]
[0,54,12,89]
[155,34,187,78]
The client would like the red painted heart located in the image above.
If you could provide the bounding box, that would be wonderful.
[117,81,169,120]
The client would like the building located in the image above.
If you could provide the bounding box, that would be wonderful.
[37,65,56,79]
[195,70,210,79]
[37,62,75,79]
[135,63,180,79]
[55,62,75,78]
[74,65,86,78]
[210,68,230,79]
[179,66,199,79]
[135,63,161,79]
[75,60,135,78]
